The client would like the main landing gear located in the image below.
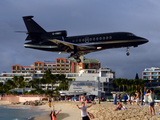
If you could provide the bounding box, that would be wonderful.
[126,47,130,56]
[68,53,82,63]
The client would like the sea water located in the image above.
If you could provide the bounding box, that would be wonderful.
[0,105,48,120]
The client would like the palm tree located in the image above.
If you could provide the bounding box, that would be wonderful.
[113,78,122,92]
[134,79,139,90]
[121,78,128,91]
[12,76,19,88]
[130,79,135,91]
[33,78,41,88]
[5,79,15,89]
[43,69,56,91]
[138,79,144,90]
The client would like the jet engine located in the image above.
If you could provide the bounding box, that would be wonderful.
[51,30,67,38]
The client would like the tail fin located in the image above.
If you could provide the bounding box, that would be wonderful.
[23,16,46,33]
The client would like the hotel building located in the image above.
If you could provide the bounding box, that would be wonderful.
[0,57,115,96]
[11,57,101,74]
[142,67,160,88]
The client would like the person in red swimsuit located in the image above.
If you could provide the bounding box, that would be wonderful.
[50,105,62,120]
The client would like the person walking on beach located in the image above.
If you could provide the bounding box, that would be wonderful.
[98,97,100,104]
[140,89,144,105]
[146,88,155,116]
[124,93,127,104]
[127,94,131,105]
[76,100,95,120]
[131,95,135,105]
[50,105,62,120]
[135,91,140,106]
[144,88,149,104]
[113,93,117,106]
[48,97,52,108]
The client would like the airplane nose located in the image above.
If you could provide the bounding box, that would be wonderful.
[138,37,149,44]
[142,38,149,44]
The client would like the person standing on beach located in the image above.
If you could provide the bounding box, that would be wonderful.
[113,93,117,106]
[48,97,52,108]
[135,91,140,106]
[140,89,144,105]
[76,101,95,120]
[144,88,149,104]
[131,95,135,105]
[98,97,100,104]
[124,93,127,104]
[146,88,155,116]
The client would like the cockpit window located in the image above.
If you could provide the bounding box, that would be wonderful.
[127,33,135,36]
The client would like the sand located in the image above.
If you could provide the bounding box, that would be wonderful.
[0,100,11,106]
[33,101,160,120]
[1,100,160,120]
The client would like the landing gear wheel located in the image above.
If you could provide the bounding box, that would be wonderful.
[126,52,130,56]
[76,59,81,63]
[126,47,130,56]
[74,55,79,59]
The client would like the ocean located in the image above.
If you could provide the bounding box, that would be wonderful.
[0,105,49,120]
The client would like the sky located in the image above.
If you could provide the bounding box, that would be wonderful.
[0,0,160,79]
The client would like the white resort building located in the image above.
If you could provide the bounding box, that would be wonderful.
[0,68,115,97]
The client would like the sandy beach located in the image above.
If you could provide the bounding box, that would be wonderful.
[1,100,160,120]
[0,101,11,106]
[30,101,160,120]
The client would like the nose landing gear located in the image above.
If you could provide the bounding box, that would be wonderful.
[126,47,130,56]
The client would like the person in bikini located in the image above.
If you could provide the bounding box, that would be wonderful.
[114,102,123,111]
[87,112,94,119]
[50,105,62,120]
[135,90,140,106]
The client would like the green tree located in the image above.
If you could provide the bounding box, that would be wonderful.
[43,69,56,91]
[113,78,122,92]
[5,80,15,89]
[134,79,139,90]
[121,78,128,91]
[12,76,19,88]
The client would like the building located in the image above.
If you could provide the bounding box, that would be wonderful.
[61,68,115,97]
[0,68,115,96]
[142,67,160,88]
[0,57,115,96]
[11,57,100,74]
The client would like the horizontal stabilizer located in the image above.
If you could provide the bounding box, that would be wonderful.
[23,16,46,33]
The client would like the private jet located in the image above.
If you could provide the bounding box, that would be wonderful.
[22,16,148,63]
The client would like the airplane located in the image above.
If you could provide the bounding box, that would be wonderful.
[22,16,148,63]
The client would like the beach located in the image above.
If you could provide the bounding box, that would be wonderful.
[1,101,160,120]
[33,101,160,120]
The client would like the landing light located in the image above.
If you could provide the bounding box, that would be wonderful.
[97,47,102,49]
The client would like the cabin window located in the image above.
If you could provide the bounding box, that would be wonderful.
[109,36,112,39]
[96,37,98,40]
[76,39,78,42]
[93,38,95,41]
[106,36,108,39]
[79,39,81,42]
[90,38,92,41]
[100,37,102,40]
[103,37,105,40]
[72,40,74,42]
[82,39,84,42]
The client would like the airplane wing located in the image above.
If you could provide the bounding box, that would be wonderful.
[48,39,96,50]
